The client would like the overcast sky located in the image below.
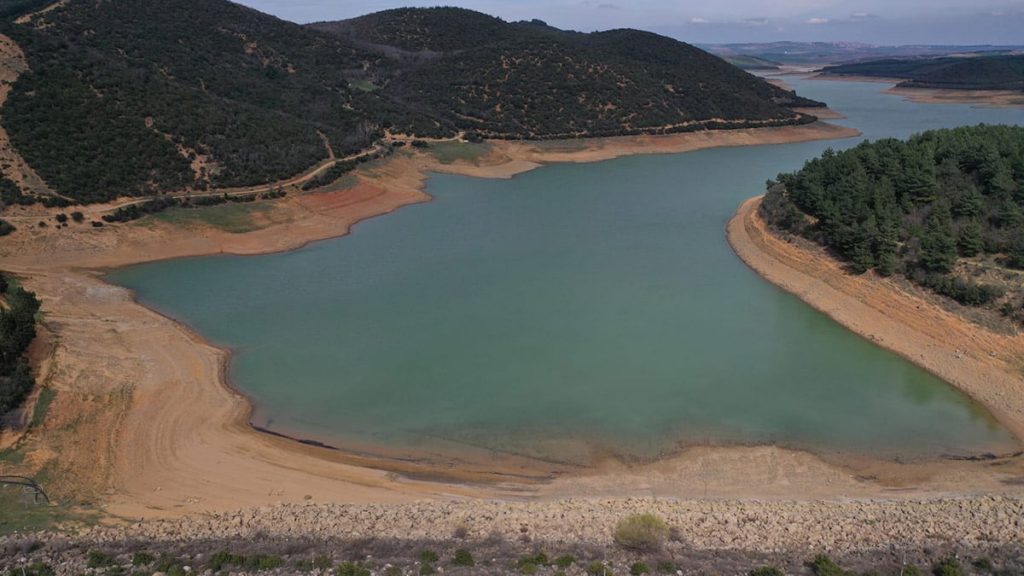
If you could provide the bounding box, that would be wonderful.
[234,0,1024,45]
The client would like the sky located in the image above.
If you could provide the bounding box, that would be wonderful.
[234,0,1024,45]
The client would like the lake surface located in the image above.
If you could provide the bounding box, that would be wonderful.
[109,77,1024,463]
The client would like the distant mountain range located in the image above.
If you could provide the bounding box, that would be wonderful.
[819,54,1024,90]
[0,2,822,205]
[703,42,1024,69]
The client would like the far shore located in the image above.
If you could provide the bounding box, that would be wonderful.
[8,119,1024,523]
[809,73,1024,110]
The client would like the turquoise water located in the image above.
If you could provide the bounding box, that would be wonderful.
[109,78,1024,462]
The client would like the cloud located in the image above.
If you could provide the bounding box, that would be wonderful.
[596,2,620,9]
[688,16,708,24]
[849,12,880,21]
[741,17,768,26]
[805,17,829,24]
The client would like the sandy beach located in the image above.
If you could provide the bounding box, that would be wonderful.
[6,120,1024,528]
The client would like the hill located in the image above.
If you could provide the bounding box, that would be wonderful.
[0,2,824,205]
[312,8,822,140]
[761,125,1024,324]
[820,54,1024,90]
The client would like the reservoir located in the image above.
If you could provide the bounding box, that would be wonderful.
[108,77,1024,463]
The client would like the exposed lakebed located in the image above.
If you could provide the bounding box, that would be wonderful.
[108,77,1024,464]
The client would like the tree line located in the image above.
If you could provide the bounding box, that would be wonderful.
[0,273,41,417]
[762,124,1024,321]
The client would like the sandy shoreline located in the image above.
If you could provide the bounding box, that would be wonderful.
[727,196,1024,443]
[9,120,1024,524]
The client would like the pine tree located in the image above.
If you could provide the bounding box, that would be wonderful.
[1009,229,1024,270]
[919,203,958,273]
[957,219,984,257]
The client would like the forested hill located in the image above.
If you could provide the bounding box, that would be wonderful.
[311,8,823,139]
[761,125,1024,324]
[0,1,824,205]
[820,54,1024,90]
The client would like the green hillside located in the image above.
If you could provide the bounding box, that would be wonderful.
[314,8,823,139]
[821,54,1024,90]
[0,2,824,204]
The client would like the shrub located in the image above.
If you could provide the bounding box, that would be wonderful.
[17,563,54,576]
[419,563,435,575]
[71,211,84,223]
[55,213,68,223]
[86,551,116,568]
[420,550,439,564]
[932,557,963,576]
[972,558,994,573]
[208,550,246,572]
[338,562,371,576]
[750,567,784,576]
[630,562,650,575]
[296,555,333,572]
[808,555,847,576]
[655,560,677,574]
[452,549,474,567]
[613,514,670,552]
[587,561,612,576]
[554,555,576,568]
[247,555,284,571]
[131,552,155,566]
[0,219,15,236]
[519,563,538,575]
[519,553,548,567]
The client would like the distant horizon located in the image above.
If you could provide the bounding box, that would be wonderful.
[233,1,1024,45]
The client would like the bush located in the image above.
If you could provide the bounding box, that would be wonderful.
[420,550,439,564]
[208,550,245,572]
[630,562,650,575]
[587,561,612,576]
[246,555,284,571]
[419,563,435,575]
[932,557,963,576]
[750,567,784,576]
[613,514,670,552]
[519,553,548,567]
[86,551,116,568]
[337,562,371,576]
[55,213,68,223]
[655,560,677,574]
[972,558,994,573]
[554,555,576,568]
[0,219,15,236]
[452,549,474,567]
[71,211,84,223]
[132,552,155,566]
[808,555,847,576]
[18,563,55,576]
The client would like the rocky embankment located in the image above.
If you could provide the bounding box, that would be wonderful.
[3,498,1024,575]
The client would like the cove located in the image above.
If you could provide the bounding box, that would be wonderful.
[108,77,1024,464]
